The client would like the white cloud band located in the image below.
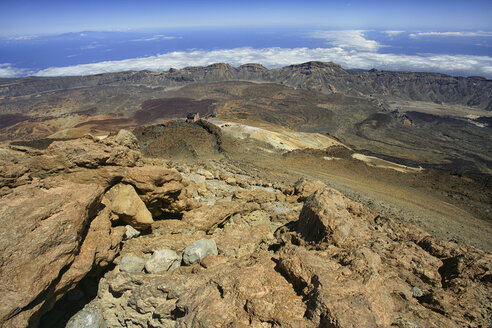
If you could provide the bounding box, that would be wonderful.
[410,31,492,38]
[307,30,381,52]
[131,35,180,42]
[0,63,27,78]
[31,47,492,78]
[383,30,405,37]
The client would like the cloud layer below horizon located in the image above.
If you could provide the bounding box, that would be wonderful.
[29,47,492,78]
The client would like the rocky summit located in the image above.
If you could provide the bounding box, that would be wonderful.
[0,61,491,328]
[0,128,490,328]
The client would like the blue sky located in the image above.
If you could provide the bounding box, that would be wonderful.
[1,0,492,78]
[1,0,492,36]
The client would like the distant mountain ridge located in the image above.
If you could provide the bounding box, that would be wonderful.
[1,61,491,110]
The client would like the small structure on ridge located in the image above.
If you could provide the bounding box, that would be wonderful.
[186,112,199,123]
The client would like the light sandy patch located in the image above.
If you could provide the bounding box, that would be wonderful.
[467,120,487,128]
[352,153,424,173]
[215,120,343,151]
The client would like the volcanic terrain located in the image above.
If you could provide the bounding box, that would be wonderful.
[0,62,491,327]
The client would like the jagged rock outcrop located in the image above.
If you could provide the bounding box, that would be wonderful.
[1,129,491,327]
[45,130,142,169]
[92,253,312,327]
[78,176,491,328]
[297,186,368,246]
[0,179,107,327]
[278,184,492,327]
[122,166,199,216]
[0,129,142,193]
[0,130,201,327]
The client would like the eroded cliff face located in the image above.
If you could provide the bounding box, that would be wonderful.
[0,131,491,328]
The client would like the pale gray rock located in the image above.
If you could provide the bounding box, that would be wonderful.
[120,256,146,273]
[124,225,141,240]
[187,173,206,184]
[182,238,218,266]
[412,286,423,298]
[145,249,181,273]
[65,300,101,328]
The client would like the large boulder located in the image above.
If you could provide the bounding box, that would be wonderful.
[63,164,199,218]
[297,186,369,247]
[106,184,154,230]
[278,187,492,327]
[0,179,105,328]
[47,207,126,305]
[2,131,197,219]
[293,177,326,201]
[122,166,199,216]
[46,130,142,169]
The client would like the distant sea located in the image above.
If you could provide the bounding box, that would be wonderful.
[1,27,491,78]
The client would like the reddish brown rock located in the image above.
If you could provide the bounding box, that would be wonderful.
[41,207,126,320]
[0,179,104,328]
[122,166,199,216]
[46,130,141,169]
[293,177,326,201]
[0,148,31,194]
[277,184,492,328]
[232,189,278,203]
[94,252,312,327]
[182,201,260,232]
[297,186,370,247]
[277,245,459,328]
[105,183,154,230]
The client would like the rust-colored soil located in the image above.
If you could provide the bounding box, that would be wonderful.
[0,114,29,129]
[134,97,215,125]
[73,118,132,128]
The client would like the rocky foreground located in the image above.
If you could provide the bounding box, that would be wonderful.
[0,130,491,328]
